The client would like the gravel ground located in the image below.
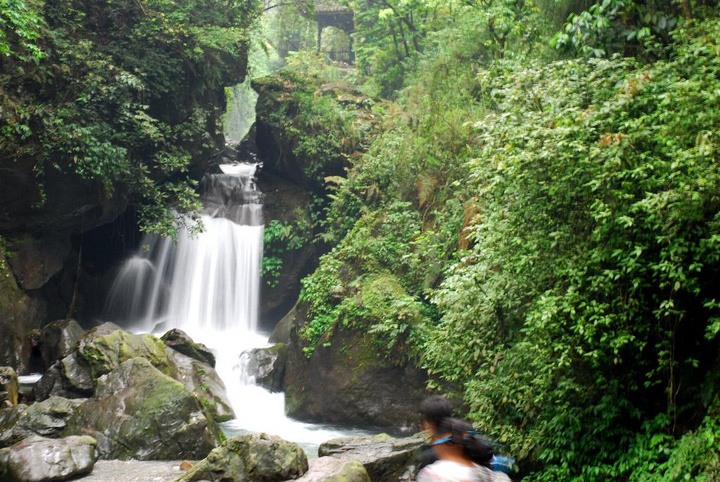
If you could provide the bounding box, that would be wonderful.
[72,460,194,482]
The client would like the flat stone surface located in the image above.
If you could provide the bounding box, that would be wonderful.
[74,460,192,481]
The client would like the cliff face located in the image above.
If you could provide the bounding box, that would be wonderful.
[0,0,256,371]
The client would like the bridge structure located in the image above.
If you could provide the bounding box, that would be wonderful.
[315,2,355,62]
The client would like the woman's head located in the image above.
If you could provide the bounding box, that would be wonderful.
[433,417,494,468]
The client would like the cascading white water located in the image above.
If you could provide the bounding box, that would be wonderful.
[104,163,263,335]
[104,162,365,455]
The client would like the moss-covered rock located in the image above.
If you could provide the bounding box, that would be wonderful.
[34,326,172,401]
[78,329,172,380]
[63,357,222,460]
[0,396,84,447]
[173,432,308,481]
[296,457,371,482]
[319,433,426,481]
[166,347,234,423]
[162,329,216,367]
[283,318,429,429]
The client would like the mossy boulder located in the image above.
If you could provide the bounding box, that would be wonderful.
[62,357,222,460]
[78,329,172,380]
[173,432,308,481]
[0,435,98,482]
[34,326,172,401]
[283,320,429,429]
[296,458,371,482]
[318,433,426,481]
[162,329,216,367]
[166,347,234,423]
[0,396,84,447]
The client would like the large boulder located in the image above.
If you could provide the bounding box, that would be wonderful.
[318,433,426,481]
[62,357,222,460]
[0,367,19,409]
[174,433,308,481]
[162,329,216,367]
[295,457,370,482]
[34,325,171,401]
[283,322,430,429]
[0,435,97,482]
[37,319,85,369]
[166,347,234,423]
[0,397,84,447]
[241,344,287,393]
[76,328,172,380]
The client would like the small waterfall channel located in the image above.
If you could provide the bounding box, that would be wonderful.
[103,162,363,456]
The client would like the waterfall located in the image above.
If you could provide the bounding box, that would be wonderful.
[103,161,364,455]
[104,163,263,336]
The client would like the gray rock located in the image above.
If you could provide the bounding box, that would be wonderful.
[318,433,426,481]
[0,435,97,482]
[241,344,287,393]
[62,357,222,460]
[166,347,234,422]
[0,396,84,447]
[35,326,172,402]
[173,432,308,482]
[38,319,85,369]
[162,329,216,367]
[295,457,370,482]
[284,322,430,429]
[268,302,299,344]
[0,367,19,408]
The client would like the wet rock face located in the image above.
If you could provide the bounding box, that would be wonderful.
[37,319,85,369]
[165,347,235,423]
[256,171,318,330]
[161,329,216,367]
[6,235,71,291]
[62,357,222,460]
[0,367,19,409]
[175,433,308,482]
[241,344,287,393]
[0,396,84,448]
[318,433,426,481]
[283,321,430,430]
[0,435,98,482]
[34,325,171,402]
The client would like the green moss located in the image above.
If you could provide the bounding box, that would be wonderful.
[79,331,172,380]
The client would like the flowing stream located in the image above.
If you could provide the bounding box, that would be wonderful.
[104,163,366,456]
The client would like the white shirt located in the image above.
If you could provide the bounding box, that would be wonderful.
[416,460,507,482]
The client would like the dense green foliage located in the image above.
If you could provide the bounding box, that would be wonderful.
[277,0,720,478]
[1,0,258,235]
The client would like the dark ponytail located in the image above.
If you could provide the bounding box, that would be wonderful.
[435,417,495,468]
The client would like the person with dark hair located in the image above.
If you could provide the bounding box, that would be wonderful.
[418,396,454,470]
[416,417,511,482]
